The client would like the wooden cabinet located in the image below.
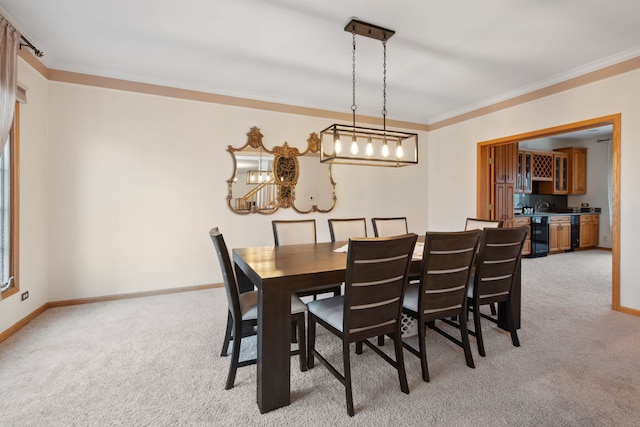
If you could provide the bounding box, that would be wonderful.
[495,182,515,224]
[556,146,587,194]
[516,151,532,194]
[538,152,569,195]
[549,215,571,252]
[493,143,517,223]
[495,143,517,184]
[512,216,531,255]
[579,214,599,248]
[531,152,553,181]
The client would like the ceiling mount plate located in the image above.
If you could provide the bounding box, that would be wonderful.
[344,19,395,41]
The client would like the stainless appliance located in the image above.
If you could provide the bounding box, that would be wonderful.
[527,216,549,257]
[570,215,580,250]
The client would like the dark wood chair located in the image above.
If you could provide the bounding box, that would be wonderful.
[272,219,341,300]
[467,226,528,357]
[402,230,481,382]
[307,234,418,417]
[464,217,504,231]
[328,218,367,242]
[464,217,504,314]
[371,217,408,237]
[209,227,307,389]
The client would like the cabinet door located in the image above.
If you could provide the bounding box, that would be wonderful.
[579,219,592,248]
[494,183,514,221]
[571,148,587,194]
[495,143,517,184]
[549,223,559,252]
[558,223,571,250]
[523,152,532,193]
[554,154,569,194]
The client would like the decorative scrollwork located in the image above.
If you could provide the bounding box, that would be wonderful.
[227,127,336,215]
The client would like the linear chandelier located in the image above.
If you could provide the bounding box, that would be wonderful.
[320,19,418,167]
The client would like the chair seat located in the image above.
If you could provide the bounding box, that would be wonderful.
[240,291,307,320]
[402,283,420,312]
[307,296,344,332]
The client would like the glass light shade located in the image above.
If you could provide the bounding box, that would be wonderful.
[246,170,275,185]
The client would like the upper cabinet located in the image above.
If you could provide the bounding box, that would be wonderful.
[516,150,532,194]
[494,143,517,184]
[555,146,587,194]
[534,147,586,195]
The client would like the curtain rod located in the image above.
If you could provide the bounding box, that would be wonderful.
[19,35,43,57]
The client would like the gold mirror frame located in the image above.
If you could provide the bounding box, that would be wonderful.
[227,127,336,215]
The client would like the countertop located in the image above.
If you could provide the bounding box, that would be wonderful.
[515,209,601,217]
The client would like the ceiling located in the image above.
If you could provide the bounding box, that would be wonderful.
[2,0,640,125]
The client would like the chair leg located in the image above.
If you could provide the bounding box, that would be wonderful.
[489,302,497,316]
[220,311,233,357]
[225,322,242,390]
[473,303,486,357]
[418,320,430,382]
[307,314,316,369]
[459,311,475,369]
[393,332,409,394]
[291,321,298,344]
[506,302,520,347]
[343,341,355,417]
[377,335,385,346]
[295,313,307,372]
[355,340,363,354]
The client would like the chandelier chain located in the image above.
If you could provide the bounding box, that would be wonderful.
[382,39,387,129]
[351,30,357,118]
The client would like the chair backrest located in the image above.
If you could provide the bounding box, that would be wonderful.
[343,234,418,343]
[328,218,367,242]
[272,219,317,246]
[464,218,504,231]
[417,230,481,321]
[209,227,241,320]
[371,217,409,237]
[473,227,528,304]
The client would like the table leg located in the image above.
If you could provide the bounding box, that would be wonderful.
[257,286,292,413]
[498,259,521,330]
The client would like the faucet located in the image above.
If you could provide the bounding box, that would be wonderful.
[534,201,549,213]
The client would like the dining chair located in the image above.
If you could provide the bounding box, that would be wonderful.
[371,217,409,237]
[402,230,481,382]
[464,217,504,315]
[464,217,504,231]
[307,233,417,417]
[272,219,318,246]
[328,217,367,242]
[466,226,528,357]
[209,227,307,389]
[272,219,341,300]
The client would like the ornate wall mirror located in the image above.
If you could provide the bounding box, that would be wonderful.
[227,127,336,214]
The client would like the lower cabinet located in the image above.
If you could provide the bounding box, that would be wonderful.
[549,216,571,252]
[512,216,531,256]
[579,214,600,248]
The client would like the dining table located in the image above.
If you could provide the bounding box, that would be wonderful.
[232,239,521,413]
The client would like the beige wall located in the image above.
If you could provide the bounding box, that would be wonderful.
[44,76,428,301]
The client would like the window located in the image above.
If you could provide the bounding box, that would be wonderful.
[0,102,18,298]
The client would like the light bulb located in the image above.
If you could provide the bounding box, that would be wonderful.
[365,137,374,156]
[333,128,342,154]
[396,142,404,158]
[381,140,390,158]
[350,137,359,155]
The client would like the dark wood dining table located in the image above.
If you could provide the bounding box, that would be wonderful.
[232,240,521,413]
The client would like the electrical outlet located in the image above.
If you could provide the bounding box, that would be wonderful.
[21,291,29,301]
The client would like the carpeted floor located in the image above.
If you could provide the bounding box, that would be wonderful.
[1,250,639,426]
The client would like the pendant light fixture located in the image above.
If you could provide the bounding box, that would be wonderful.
[320,19,418,167]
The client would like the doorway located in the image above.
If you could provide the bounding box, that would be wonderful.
[476,114,621,311]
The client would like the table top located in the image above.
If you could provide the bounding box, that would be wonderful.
[232,241,349,292]
[232,240,422,292]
